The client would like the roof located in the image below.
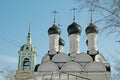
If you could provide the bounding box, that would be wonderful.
[48,24,61,35]
[20,44,36,52]
[67,22,82,36]
[85,23,99,34]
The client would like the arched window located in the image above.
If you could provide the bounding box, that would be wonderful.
[23,58,31,70]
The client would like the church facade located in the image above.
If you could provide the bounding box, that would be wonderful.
[15,10,111,80]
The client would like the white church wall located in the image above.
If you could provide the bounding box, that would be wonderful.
[29,71,111,80]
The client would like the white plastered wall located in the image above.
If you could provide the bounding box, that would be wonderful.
[49,34,59,52]
[69,34,80,54]
[87,33,98,52]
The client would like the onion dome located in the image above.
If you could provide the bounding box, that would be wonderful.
[85,23,99,34]
[59,37,65,46]
[67,22,82,36]
[48,24,61,35]
[20,44,36,52]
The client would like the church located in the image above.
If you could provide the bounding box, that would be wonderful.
[15,9,111,80]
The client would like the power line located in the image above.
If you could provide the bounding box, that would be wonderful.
[0,34,21,47]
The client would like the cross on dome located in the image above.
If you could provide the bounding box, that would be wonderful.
[89,1,95,23]
[52,10,59,24]
[71,7,77,22]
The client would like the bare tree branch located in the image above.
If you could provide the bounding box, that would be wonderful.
[75,0,120,38]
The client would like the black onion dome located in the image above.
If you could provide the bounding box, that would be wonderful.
[85,23,99,34]
[59,37,65,46]
[67,22,82,36]
[48,24,61,35]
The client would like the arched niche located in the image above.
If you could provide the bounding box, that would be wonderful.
[37,61,59,72]
[23,58,31,70]
[52,53,71,62]
[41,54,50,63]
[84,61,106,72]
[52,53,71,68]
[95,54,105,63]
[61,61,82,72]
[74,53,93,63]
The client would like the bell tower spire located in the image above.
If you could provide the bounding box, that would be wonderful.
[15,22,37,80]
[27,22,32,44]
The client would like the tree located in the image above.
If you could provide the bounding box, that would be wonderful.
[2,67,15,80]
[75,0,120,38]
[75,0,120,79]
[112,57,120,80]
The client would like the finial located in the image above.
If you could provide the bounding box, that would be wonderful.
[52,10,59,24]
[89,1,95,23]
[71,7,77,22]
[28,21,31,34]
[27,21,32,44]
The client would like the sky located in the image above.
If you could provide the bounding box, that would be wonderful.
[0,0,120,78]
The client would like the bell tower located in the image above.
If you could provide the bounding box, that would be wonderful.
[15,23,36,80]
